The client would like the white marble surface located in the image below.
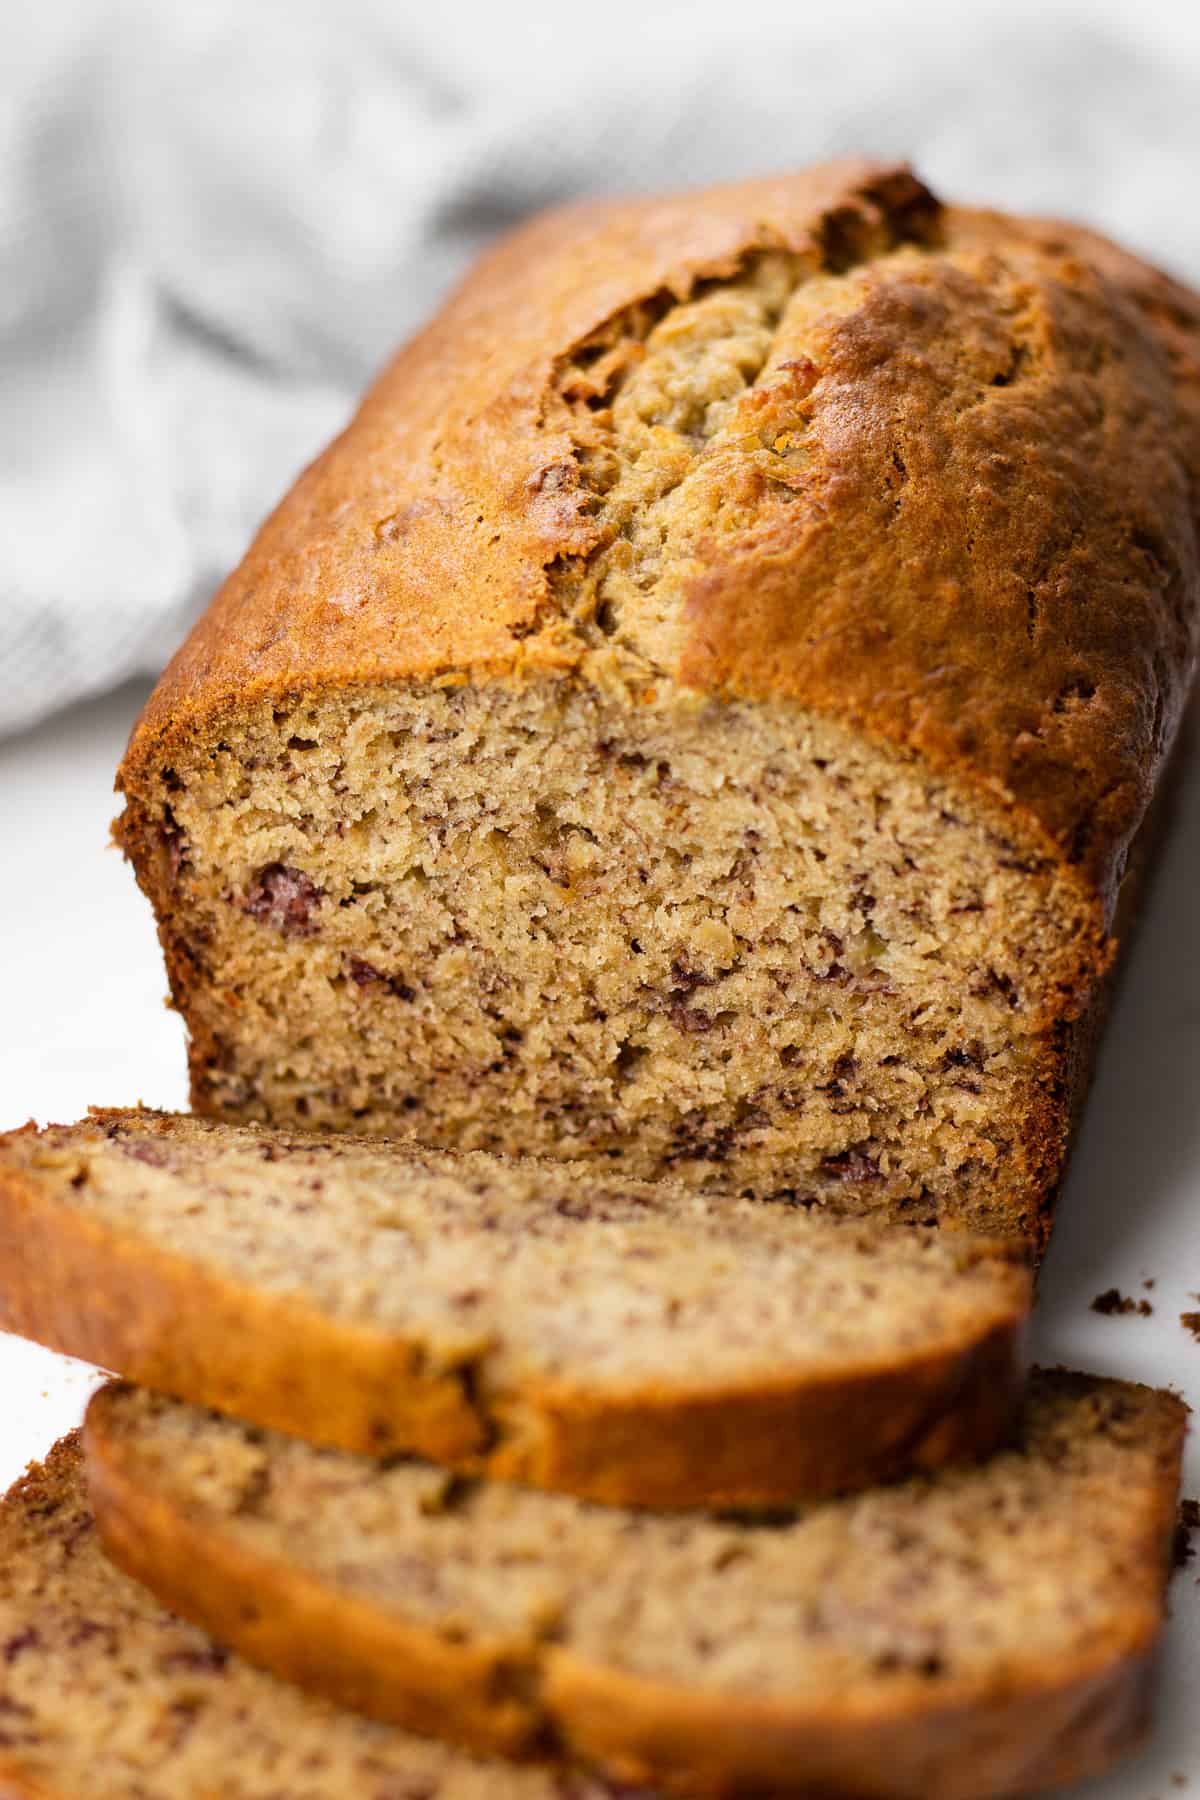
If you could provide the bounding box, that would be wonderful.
[0,679,1196,1792]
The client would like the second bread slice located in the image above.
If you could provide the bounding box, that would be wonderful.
[84,1373,1186,1797]
[0,1108,1029,1507]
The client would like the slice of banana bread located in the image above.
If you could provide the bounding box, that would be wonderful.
[113,160,1200,1247]
[0,1109,1030,1508]
[0,1434,621,1798]
[85,1372,1187,1800]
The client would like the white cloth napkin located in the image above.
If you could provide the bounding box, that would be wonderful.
[3,0,1199,736]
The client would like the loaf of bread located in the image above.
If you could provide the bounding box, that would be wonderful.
[0,1109,1030,1507]
[85,1371,1186,1799]
[0,1435,620,1799]
[115,159,1200,1242]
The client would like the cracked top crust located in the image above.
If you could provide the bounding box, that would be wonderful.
[121,159,1200,920]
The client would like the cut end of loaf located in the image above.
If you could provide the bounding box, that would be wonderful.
[119,678,1099,1243]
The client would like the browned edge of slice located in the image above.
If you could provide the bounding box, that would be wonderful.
[543,1635,1163,1800]
[83,1377,1187,1800]
[0,1114,1031,1508]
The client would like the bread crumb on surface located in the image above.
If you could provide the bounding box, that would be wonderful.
[1091,1287,1153,1317]
[1171,1498,1199,1573]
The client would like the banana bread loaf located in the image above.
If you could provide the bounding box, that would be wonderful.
[0,1435,624,1799]
[115,159,1200,1243]
[0,1109,1031,1507]
[85,1371,1187,1798]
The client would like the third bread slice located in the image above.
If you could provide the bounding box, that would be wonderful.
[0,1434,615,1798]
[0,1108,1030,1507]
[84,1373,1186,1799]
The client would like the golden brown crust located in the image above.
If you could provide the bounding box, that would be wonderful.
[118,160,1200,928]
[675,203,1200,925]
[84,1376,1186,1800]
[0,1114,1029,1509]
[116,162,916,768]
[483,1323,1028,1509]
[544,1640,1162,1799]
